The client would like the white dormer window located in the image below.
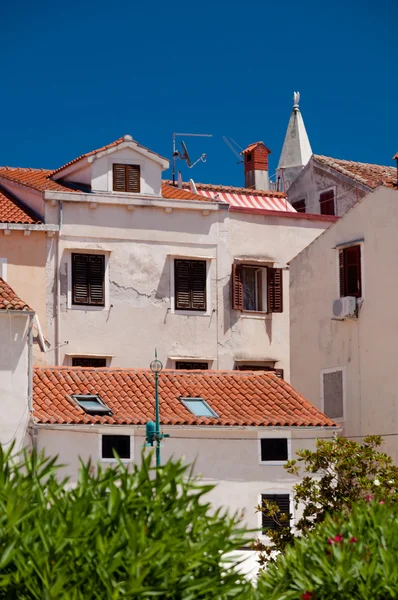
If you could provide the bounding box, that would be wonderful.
[112,163,141,193]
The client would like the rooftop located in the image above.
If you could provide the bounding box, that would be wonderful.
[0,185,42,224]
[33,367,336,428]
[0,278,32,311]
[314,155,397,189]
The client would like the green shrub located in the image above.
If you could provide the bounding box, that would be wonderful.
[258,499,398,600]
[0,445,253,599]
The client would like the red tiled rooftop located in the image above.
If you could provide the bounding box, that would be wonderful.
[161,183,220,202]
[164,180,286,198]
[0,185,41,224]
[314,155,397,189]
[0,167,76,193]
[33,367,336,428]
[0,278,31,311]
[241,141,271,155]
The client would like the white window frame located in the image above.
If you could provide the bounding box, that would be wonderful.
[319,185,336,215]
[335,240,365,302]
[108,157,144,194]
[0,258,7,281]
[99,429,134,463]
[257,490,294,540]
[320,366,346,422]
[67,251,110,311]
[257,430,291,466]
[170,255,213,316]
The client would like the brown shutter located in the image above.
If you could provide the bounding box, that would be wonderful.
[344,245,361,297]
[175,260,191,309]
[232,263,243,310]
[113,164,126,192]
[88,255,105,305]
[339,250,345,297]
[320,190,335,215]
[126,165,140,193]
[267,267,283,313]
[72,254,89,305]
[190,261,207,310]
[274,368,284,379]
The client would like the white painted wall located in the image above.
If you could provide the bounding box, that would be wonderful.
[0,314,31,451]
[290,186,398,460]
[43,198,331,376]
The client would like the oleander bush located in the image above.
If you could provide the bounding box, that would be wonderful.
[0,445,253,599]
[257,499,398,600]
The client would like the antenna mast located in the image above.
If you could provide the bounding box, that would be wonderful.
[172,132,212,185]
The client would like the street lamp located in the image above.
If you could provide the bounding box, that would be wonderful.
[147,350,169,467]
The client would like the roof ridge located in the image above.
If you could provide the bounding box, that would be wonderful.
[314,154,395,170]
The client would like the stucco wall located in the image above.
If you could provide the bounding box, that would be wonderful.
[36,425,335,530]
[0,314,30,450]
[287,159,368,216]
[44,200,331,375]
[290,187,398,460]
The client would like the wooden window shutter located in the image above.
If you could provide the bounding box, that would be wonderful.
[339,250,345,297]
[274,368,284,379]
[320,190,335,215]
[175,260,191,310]
[88,255,105,305]
[232,263,243,310]
[190,261,207,310]
[126,165,140,193]
[72,254,89,305]
[113,164,126,192]
[344,245,361,297]
[267,267,283,313]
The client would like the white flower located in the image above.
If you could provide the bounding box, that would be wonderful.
[373,479,380,486]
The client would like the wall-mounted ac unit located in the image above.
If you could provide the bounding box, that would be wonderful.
[332,296,357,319]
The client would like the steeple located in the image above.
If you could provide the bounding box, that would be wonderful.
[277,92,312,191]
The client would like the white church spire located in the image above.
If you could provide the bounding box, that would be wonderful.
[277,92,312,191]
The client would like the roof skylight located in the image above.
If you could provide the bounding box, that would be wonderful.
[180,397,218,418]
[72,394,112,416]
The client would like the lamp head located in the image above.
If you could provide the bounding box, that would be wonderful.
[150,359,163,373]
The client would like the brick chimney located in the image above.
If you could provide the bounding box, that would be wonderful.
[241,142,271,190]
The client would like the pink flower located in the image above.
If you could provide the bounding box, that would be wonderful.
[349,537,357,544]
[365,494,372,502]
[379,500,385,504]
[302,593,312,599]
[333,534,343,543]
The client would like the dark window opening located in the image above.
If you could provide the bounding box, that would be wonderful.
[242,266,263,311]
[246,152,252,162]
[320,189,335,215]
[176,361,208,370]
[113,163,141,193]
[339,245,361,298]
[72,357,107,367]
[102,435,131,459]
[292,199,306,213]
[174,259,207,311]
[261,438,288,462]
[232,264,283,313]
[261,494,290,532]
[72,253,105,306]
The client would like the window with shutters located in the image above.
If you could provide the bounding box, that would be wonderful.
[261,494,291,532]
[321,367,345,420]
[113,163,141,193]
[320,189,335,215]
[71,253,105,307]
[339,245,362,298]
[174,259,207,312]
[232,263,283,313]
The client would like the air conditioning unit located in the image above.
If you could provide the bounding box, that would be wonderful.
[332,296,357,319]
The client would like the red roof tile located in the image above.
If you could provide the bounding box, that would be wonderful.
[161,183,221,202]
[0,185,42,224]
[52,135,168,176]
[0,167,76,193]
[33,367,335,428]
[314,155,397,189]
[164,180,286,198]
[241,141,271,155]
[0,278,31,311]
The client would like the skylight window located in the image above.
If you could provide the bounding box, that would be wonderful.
[180,397,218,418]
[72,394,112,416]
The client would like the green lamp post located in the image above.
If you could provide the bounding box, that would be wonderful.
[146,351,169,467]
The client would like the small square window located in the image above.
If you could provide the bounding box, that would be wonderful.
[260,438,288,462]
[261,494,290,532]
[174,259,207,311]
[339,245,361,298]
[101,435,131,460]
[72,394,112,416]
[232,264,283,313]
[175,361,208,370]
[180,397,218,418]
[72,357,107,367]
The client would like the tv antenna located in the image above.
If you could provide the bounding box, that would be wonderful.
[172,132,212,185]
[222,136,244,163]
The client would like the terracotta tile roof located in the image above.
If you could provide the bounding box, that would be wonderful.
[33,367,335,428]
[0,167,76,193]
[161,183,221,202]
[0,185,42,224]
[241,141,271,155]
[314,155,397,189]
[164,180,286,198]
[0,278,31,311]
[52,135,168,176]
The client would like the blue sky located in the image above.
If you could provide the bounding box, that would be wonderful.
[1,0,397,186]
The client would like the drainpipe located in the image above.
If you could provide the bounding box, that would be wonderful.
[27,313,34,412]
[55,201,63,365]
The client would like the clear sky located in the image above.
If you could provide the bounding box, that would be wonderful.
[1,0,397,187]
